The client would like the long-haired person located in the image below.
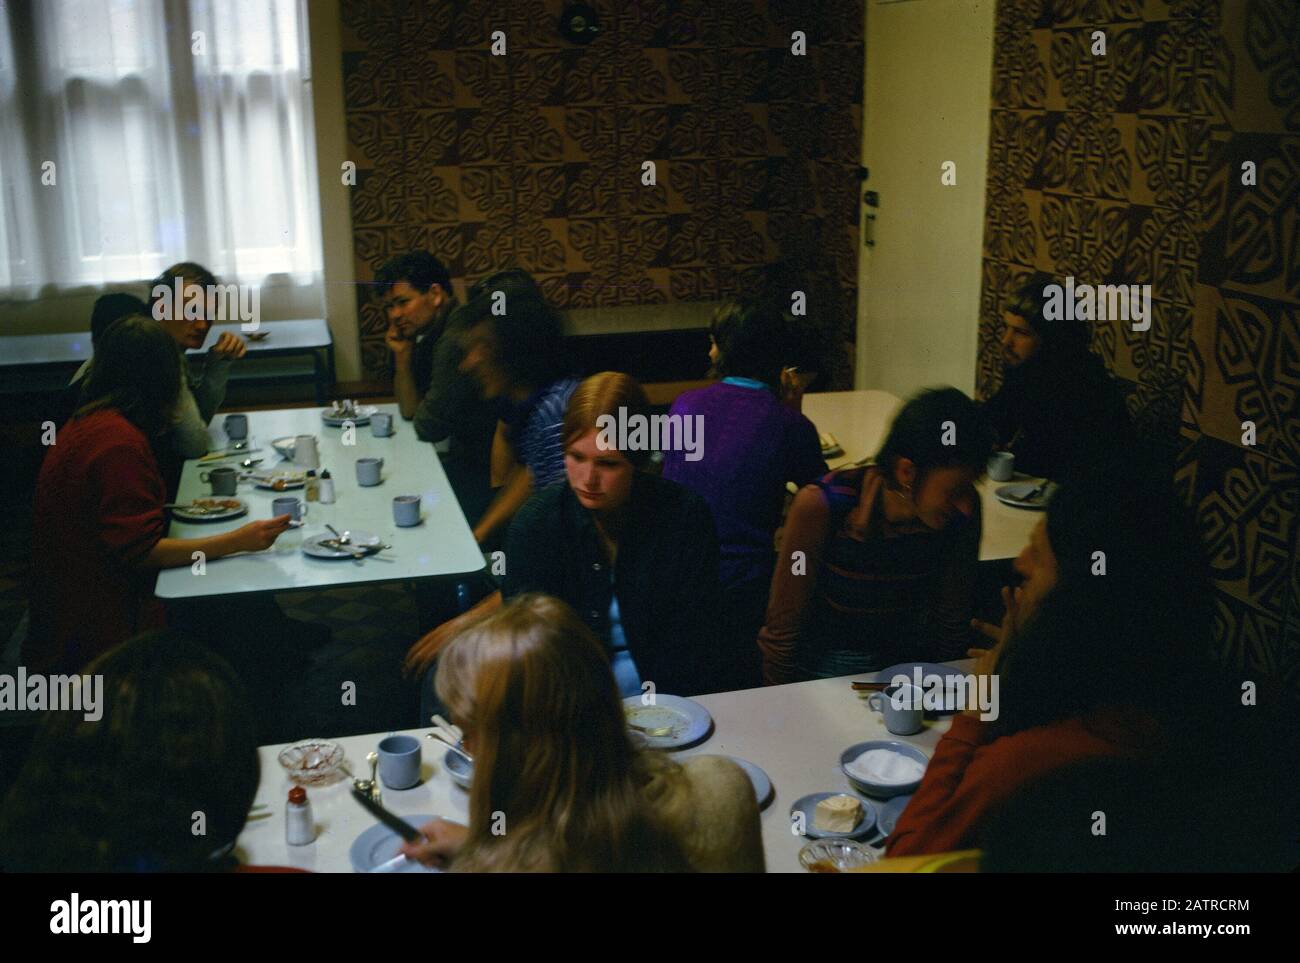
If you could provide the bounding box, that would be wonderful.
[405,372,723,700]
[453,269,579,548]
[886,468,1257,858]
[663,297,827,688]
[24,315,289,675]
[0,630,262,872]
[54,291,149,427]
[758,387,994,684]
[399,594,763,872]
[148,262,248,460]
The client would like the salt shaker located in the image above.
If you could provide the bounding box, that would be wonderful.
[318,469,335,504]
[285,786,316,846]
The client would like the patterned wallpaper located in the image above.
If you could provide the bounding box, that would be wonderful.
[339,0,863,381]
[977,0,1299,695]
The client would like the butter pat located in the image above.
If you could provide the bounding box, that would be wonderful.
[814,794,861,833]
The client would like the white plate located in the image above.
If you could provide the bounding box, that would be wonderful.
[302,530,384,559]
[250,469,307,491]
[994,481,1053,510]
[348,815,442,873]
[322,405,378,426]
[622,694,713,750]
[170,498,248,523]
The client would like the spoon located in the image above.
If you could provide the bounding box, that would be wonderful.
[366,750,380,801]
[426,732,474,765]
[325,524,366,559]
[627,721,675,737]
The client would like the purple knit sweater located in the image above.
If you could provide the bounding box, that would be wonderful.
[662,381,826,589]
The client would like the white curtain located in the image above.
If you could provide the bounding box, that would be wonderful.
[0,0,322,300]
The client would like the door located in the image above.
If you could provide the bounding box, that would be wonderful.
[856,0,996,397]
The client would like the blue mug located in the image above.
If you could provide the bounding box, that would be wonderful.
[377,734,421,790]
[867,684,925,736]
[355,457,384,487]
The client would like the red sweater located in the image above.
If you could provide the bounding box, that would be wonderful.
[887,711,1144,857]
[26,409,167,674]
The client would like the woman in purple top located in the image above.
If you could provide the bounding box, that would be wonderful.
[662,298,827,689]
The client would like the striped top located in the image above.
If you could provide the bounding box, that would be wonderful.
[757,465,981,682]
[503,377,579,489]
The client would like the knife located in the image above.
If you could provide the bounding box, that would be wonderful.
[350,786,423,842]
[368,853,414,873]
[199,447,263,462]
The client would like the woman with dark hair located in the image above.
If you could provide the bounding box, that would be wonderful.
[148,261,248,459]
[25,315,289,675]
[454,270,579,547]
[406,372,723,699]
[758,387,994,683]
[399,594,762,872]
[54,291,150,428]
[0,630,261,872]
[887,467,1223,857]
[663,298,827,689]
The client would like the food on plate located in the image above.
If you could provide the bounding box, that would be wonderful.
[192,498,242,510]
[845,748,926,786]
[813,794,861,833]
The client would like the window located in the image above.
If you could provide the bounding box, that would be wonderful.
[0,0,322,296]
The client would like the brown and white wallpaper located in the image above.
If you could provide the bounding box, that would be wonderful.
[977,0,1299,696]
[339,0,863,381]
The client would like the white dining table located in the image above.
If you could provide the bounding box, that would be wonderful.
[803,390,1040,562]
[236,662,974,874]
[154,403,485,600]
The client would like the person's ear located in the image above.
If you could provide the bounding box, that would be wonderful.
[895,457,917,491]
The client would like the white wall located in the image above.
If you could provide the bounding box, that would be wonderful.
[307,0,361,383]
[856,0,995,398]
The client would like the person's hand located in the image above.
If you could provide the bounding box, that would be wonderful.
[779,367,814,410]
[398,818,468,869]
[226,515,292,553]
[971,584,1020,648]
[386,323,414,360]
[967,639,1002,677]
[966,587,1017,719]
[403,615,463,679]
[210,332,247,360]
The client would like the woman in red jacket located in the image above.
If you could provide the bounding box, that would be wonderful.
[888,464,1215,857]
[25,314,290,675]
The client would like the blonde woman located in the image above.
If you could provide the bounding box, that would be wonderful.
[400,594,764,872]
[405,371,724,698]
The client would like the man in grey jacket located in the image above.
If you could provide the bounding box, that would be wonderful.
[375,252,497,529]
[149,262,247,458]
